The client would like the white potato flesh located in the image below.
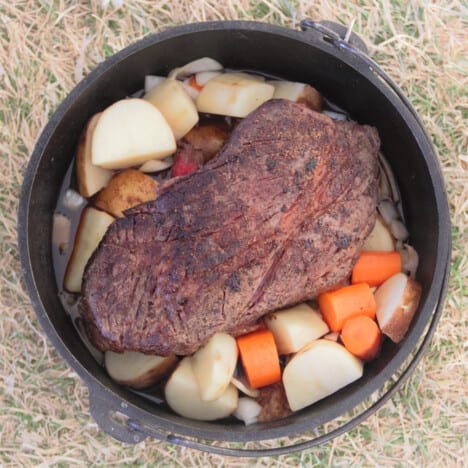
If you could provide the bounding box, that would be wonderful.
[231,376,260,398]
[76,113,113,197]
[92,98,176,169]
[363,216,395,251]
[196,73,275,118]
[195,70,222,86]
[269,81,323,111]
[165,357,238,421]
[265,303,329,355]
[64,207,114,293]
[191,333,238,401]
[375,273,422,343]
[144,79,199,139]
[168,57,223,80]
[105,351,177,389]
[283,340,363,411]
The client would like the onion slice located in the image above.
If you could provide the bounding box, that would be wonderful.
[168,57,223,80]
[231,376,260,398]
[139,156,174,173]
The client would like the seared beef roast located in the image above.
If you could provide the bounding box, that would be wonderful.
[81,99,380,355]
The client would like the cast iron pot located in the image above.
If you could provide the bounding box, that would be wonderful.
[18,20,450,457]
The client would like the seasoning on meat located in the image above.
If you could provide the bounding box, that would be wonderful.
[80,99,380,356]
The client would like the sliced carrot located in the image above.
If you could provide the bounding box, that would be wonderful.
[341,315,382,361]
[188,76,203,92]
[236,329,281,389]
[318,283,376,332]
[351,251,402,287]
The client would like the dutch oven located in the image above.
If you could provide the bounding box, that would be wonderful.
[18,20,451,456]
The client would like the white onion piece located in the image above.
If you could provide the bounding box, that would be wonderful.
[378,200,399,225]
[231,376,260,398]
[139,156,174,173]
[233,397,261,426]
[390,219,409,241]
[144,75,165,94]
[378,166,392,200]
[52,213,71,251]
[322,110,348,121]
[195,70,222,86]
[399,243,419,278]
[181,79,200,100]
[168,57,223,80]
[378,152,400,203]
[62,189,85,210]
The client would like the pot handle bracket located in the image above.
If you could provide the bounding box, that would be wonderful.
[299,19,427,128]
[88,388,154,444]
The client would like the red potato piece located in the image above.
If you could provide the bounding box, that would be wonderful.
[144,79,199,140]
[265,302,329,355]
[363,215,395,251]
[374,272,422,343]
[105,351,177,389]
[183,121,230,162]
[269,81,323,111]
[255,382,293,423]
[75,113,113,197]
[282,339,363,411]
[92,99,176,169]
[165,357,238,421]
[94,169,158,218]
[64,207,114,293]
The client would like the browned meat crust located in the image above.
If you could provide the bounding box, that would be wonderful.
[81,99,380,355]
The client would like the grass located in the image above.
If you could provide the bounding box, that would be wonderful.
[0,0,467,466]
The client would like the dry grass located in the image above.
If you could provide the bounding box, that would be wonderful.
[0,0,466,466]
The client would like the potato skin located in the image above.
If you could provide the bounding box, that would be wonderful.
[105,351,178,389]
[297,84,323,112]
[76,113,113,197]
[183,121,230,162]
[256,382,292,422]
[380,277,422,343]
[94,169,158,218]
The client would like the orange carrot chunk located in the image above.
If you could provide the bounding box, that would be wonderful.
[351,251,402,287]
[188,76,204,91]
[341,315,382,361]
[236,329,281,389]
[318,283,377,332]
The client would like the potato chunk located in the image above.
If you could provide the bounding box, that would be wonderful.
[196,73,274,118]
[92,98,176,169]
[145,79,199,139]
[105,351,177,389]
[374,273,422,343]
[363,215,395,251]
[269,81,323,111]
[75,113,113,197]
[165,357,238,421]
[64,207,114,293]
[283,340,363,411]
[94,169,158,218]
[265,303,329,355]
[191,333,238,401]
